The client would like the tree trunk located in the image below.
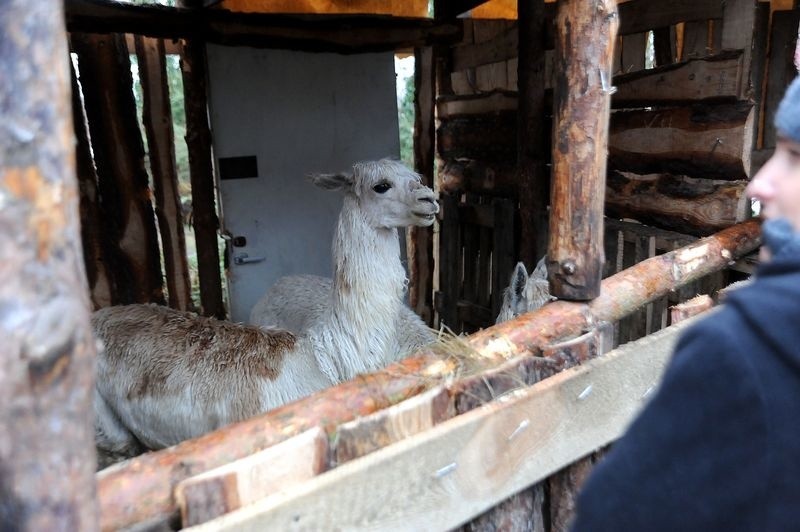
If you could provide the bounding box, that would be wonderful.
[0,1,98,529]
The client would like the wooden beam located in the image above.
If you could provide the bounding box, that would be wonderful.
[605,172,749,237]
[184,319,694,531]
[762,10,800,149]
[180,39,226,319]
[0,0,98,528]
[71,60,114,309]
[721,0,758,100]
[176,428,329,527]
[65,0,462,53]
[135,36,193,311]
[549,0,619,300]
[613,50,744,107]
[670,294,714,324]
[408,45,436,326]
[72,32,165,305]
[608,102,755,181]
[517,0,549,268]
[96,220,760,531]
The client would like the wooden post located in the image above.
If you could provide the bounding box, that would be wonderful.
[71,61,114,309]
[180,38,226,319]
[517,0,548,266]
[0,1,98,529]
[72,32,165,305]
[549,0,619,300]
[409,45,436,326]
[135,35,193,311]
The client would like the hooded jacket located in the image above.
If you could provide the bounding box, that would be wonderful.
[571,227,800,532]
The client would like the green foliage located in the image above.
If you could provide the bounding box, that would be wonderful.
[398,74,415,167]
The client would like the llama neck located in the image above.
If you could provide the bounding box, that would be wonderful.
[314,197,407,382]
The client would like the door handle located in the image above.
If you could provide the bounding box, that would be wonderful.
[233,253,266,265]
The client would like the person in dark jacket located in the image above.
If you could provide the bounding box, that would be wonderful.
[571,76,800,532]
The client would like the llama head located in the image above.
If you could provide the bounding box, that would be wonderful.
[495,256,552,323]
[309,159,439,229]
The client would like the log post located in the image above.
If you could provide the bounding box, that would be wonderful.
[179,38,226,319]
[0,0,98,529]
[549,0,619,300]
[72,32,165,305]
[517,0,548,266]
[97,219,760,530]
[135,35,193,311]
[408,45,436,326]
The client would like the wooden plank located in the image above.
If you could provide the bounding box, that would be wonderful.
[438,194,462,331]
[613,50,743,107]
[517,0,549,267]
[72,32,165,306]
[475,61,508,92]
[549,0,619,300]
[185,318,695,532]
[605,171,749,236]
[617,0,723,37]
[333,387,453,466]
[491,198,516,319]
[621,32,646,73]
[180,39,225,318]
[748,4,770,153]
[762,10,800,149]
[721,0,757,99]
[175,428,329,527]
[66,0,462,53]
[477,225,491,308]
[0,2,98,528]
[71,60,114,309]
[409,45,436,326]
[604,218,697,251]
[670,294,714,324]
[437,91,518,118]
[608,102,755,181]
[135,35,193,312]
[437,111,517,162]
[682,20,711,60]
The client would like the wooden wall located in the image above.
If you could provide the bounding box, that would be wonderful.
[433,0,798,338]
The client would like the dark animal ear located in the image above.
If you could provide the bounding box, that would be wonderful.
[308,172,354,192]
[510,262,529,302]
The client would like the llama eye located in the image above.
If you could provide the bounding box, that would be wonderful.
[372,182,392,194]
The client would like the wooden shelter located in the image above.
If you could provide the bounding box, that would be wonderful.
[0,0,798,530]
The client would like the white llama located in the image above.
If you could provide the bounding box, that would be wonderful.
[495,256,553,323]
[92,159,439,463]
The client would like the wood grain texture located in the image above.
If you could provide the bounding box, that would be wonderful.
[185,319,697,532]
[175,428,328,527]
[605,171,748,236]
[549,0,619,300]
[608,102,755,181]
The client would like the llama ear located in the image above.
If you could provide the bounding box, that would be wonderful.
[509,262,529,302]
[532,255,548,280]
[308,172,354,192]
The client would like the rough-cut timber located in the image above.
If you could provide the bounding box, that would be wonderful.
[605,172,749,236]
[96,219,760,531]
[438,159,518,197]
[135,36,193,312]
[549,0,619,300]
[71,62,114,309]
[408,45,436,326]
[65,0,461,53]
[0,1,98,529]
[176,428,328,527]
[438,111,517,162]
[612,51,744,107]
[180,39,225,319]
[608,102,755,181]
[72,32,165,305]
[517,0,549,267]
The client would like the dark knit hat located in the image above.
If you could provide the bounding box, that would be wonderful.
[775,76,800,143]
